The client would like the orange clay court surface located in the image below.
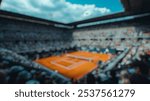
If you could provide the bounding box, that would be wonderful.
[36,51,111,80]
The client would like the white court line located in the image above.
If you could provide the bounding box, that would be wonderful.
[50,54,96,70]
[66,54,93,61]
[67,61,85,69]
[62,59,76,64]
[52,57,77,64]
[51,61,67,68]
[52,57,69,63]
[51,60,86,70]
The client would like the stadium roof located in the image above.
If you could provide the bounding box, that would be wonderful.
[120,0,150,12]
[0,0,150,28]
[0,0,123,23]
[69,0,150,26]
[68,11,147,26]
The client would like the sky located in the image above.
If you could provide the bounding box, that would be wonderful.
[0,0,123,23]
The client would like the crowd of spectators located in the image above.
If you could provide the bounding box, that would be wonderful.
[0,17,73,54]
[0,16,150,84]
[0,48,70,84]
[73,24,150,49]
[76,46,150,84]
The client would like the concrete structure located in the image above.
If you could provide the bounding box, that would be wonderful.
[121,0,150,12]
[0,0,2,6]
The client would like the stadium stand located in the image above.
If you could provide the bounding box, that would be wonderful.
[0,0,150,84]
[0,48,70,84]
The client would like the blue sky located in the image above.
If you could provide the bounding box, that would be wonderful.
[0,0,123,23]
[67,0,123,12]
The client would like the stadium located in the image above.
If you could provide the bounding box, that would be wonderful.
[0,0,150,84]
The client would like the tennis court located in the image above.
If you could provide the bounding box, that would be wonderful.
[36,51,111,80]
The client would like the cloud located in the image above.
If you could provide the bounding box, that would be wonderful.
[1,0,111,23]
